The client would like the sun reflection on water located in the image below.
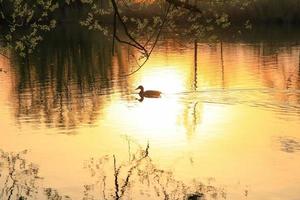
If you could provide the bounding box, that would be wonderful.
[1,41,300,199]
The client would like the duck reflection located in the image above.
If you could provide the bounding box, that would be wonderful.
[136,95,144,102]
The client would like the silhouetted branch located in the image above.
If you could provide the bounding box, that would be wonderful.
[114,35,146,52]
[111,0,148,55]
[7,158,17,200]
[112,12,117,55]
[0,150,44,199]
[112,143,150,199]
[113,155,120,200]
[119,143,149,197]
[121,3,172,76]
[85,141,228,199]
[102,176,108,200]
[0,48,9,59]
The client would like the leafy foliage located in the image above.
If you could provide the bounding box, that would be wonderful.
[0,0,254,57]
[0,0,58,56]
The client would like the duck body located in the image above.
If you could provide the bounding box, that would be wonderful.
[136,85,161,98]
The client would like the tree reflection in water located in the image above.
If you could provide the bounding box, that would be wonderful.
[44,188,71,200]
[83,143,226,200]
[0,150,41,199]
[0,145,228,200]
[0,149,69,200]
[278,136,300,153]
[0,149,41,200]
[11,24,125,132]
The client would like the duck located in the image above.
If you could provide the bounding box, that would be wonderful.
[136,85,162,98]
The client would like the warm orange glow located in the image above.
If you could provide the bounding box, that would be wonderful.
[1,42,300,199]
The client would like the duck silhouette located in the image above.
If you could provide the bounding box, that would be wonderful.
[136,85,162,100]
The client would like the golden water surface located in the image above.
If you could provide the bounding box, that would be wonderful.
[1,40,300,199]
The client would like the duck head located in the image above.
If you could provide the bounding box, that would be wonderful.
[135,85,144,94]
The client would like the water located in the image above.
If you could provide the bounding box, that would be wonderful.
[1,28,300,199]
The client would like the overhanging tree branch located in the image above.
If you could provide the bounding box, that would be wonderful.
[121,3,172,76]
[111,0,149,56]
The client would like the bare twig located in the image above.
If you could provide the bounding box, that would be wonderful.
[111,0,148,56]
[0,50,9,59]
[119,143,149,198]
[115,35,145,52]
[113,155,120,200]
[102,176,108,200]
[112,12,117,55]
[121,3,172,77]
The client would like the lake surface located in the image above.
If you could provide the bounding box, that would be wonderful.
[1,28,300,199]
